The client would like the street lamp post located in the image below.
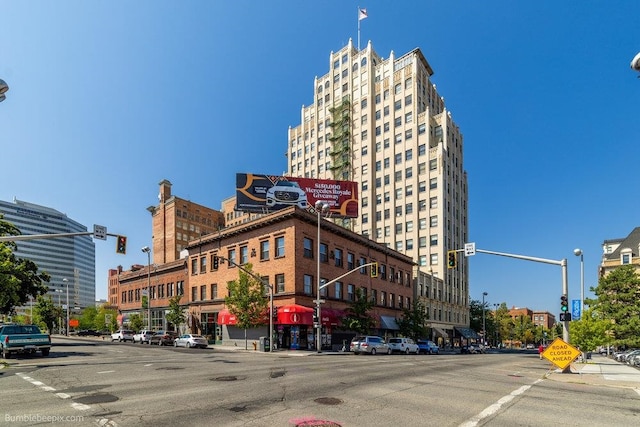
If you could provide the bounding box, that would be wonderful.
[0,78,8,103]
[54,289,63,334]
[493,303,499,347]
[63,278,69,336]
[315,200,330,354]
[482,292,488,346]
[573,248,584,319]
[142,246,151,330]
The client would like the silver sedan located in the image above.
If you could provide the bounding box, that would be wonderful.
[173,334,208,349]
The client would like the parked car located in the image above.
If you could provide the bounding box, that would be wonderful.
[0,324,51,358]
[174,334,208,349]
[111,329,134,342]
[150,331,178,346]
[388,337,420,354]
[133,330,154,344]
[417,339,440,354]
[350,336,391,355]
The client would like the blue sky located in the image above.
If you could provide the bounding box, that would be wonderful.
[2,1,639,316]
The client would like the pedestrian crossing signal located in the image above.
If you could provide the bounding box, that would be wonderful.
[116,235,127,254]
[213,255,219,270]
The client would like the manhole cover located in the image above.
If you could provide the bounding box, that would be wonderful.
[74,393,119,404]
[314,397,343,405]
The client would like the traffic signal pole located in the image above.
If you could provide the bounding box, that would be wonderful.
[473,249,570,344]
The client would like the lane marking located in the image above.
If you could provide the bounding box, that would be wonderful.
[97,370,116,374]
[459,379,543,427]
[56,392,71,399]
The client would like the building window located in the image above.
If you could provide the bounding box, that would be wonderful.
[276,273,285,293]
[430,234,438,246]
[275,236,285,258]
[335,282,343,299]
[228,248,236,266]
[240,246,249,264]
[191,286,198,302]
[347,284,355,301]
[347,252,355,269]
[320,243,329,262]
[430,177,437,189]
[381,291,386,306]
[211,284,218,300]
[334,248,343,267]
[200,285,206,301]
[260,240,270,260]
[304,274,313,295]
[304,237,313,258]
[191,258,198,275]
[359,257,367,274]
[430,215,438,227]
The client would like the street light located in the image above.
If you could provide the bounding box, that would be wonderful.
[0,78,8,103]
[482,292,488,346]
[63,278,69,336]
[142,246,151,330]
[315,200,330,354]
[574,248,584,319]
[54,288,63,334]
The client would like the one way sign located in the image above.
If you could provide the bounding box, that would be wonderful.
[464,242,476,257]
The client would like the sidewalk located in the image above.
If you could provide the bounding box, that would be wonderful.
[546,353,640,389]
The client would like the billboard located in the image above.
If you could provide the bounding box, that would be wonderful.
[236,173,359,218]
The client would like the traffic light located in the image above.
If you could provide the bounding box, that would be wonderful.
[116,235,127,254]
[560,295,569,313]
[213,255,219,270]
[560,313,572,322]
[447,250,457,269]
[370,262,378,278]
[313,306,320,324]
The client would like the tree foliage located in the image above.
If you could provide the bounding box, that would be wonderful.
[0,215,50,315]
[128,313,144,332]
[225,264,268,349]
[342,288,376,335]
[588,265,640,348]
[569,307,609,351]
[33,295,60,334]
[165,295,185,330]
[396,300,429,341]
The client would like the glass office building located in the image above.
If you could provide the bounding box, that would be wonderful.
[0,198,96,310]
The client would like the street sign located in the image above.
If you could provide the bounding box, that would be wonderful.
[541,337,581,370]
[93,224,107,240]
[571,299,581,320]
[464,242,476,257]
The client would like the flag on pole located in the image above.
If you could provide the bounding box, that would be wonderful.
[358,8,368,21]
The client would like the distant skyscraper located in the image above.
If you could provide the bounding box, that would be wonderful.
[0,198,96,309]
[287,39,470,329]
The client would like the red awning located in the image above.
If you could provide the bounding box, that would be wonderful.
[217,309,237,325]
[321,308,346,326]
[277,304,314,325]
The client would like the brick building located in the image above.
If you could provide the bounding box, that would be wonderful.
[186,206,415,350]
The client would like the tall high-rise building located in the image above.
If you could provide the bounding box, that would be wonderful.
[0,198,96,309]
[287,40,470,330]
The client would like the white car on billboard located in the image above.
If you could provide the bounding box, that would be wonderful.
[266,180,308,209]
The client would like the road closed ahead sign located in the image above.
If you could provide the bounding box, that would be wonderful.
[542,337,581,370]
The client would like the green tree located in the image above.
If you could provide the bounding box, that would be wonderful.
[225,264,268,350]
[396,300,429,341]
[569,307,609,352]
[128,313,144,332]
[342,288,376,335]
[0,215,50,316]
[94,305,118,332]
[166,295,185,331]
[588,265,640,348]
[33,295,60,334]
[79,306,98,330]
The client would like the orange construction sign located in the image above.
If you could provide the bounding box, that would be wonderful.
[542,337,581,370]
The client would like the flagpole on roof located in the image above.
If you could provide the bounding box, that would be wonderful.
[357,7,367,50]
